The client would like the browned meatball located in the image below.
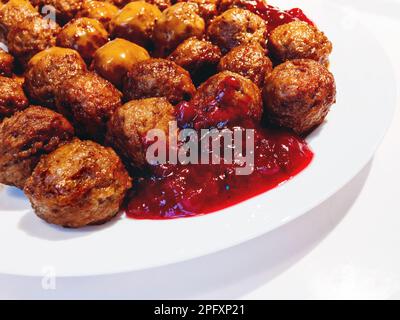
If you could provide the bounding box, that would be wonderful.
[24,47,87,107]
[30,0,83,24]
[268,21,332,66]
[0,76,29,120]
[218,43,272,87]
[56,17,109,63]
[177,71,262,129]
[0,48,14,76]
[263,59,336,135]
[168,37,221,84]
[76,0,119,31]
[7,16,60,67]
[24,139,132,228]
[91,38,150,88]
[0,106,74,189]
[207,8,267,54]
[176,0,218,22]
[56,72,122,141]
[153,2,205,56]
[106,97,175,169]
[123,58,196,105]
[218,0,247,12]
[110,1,162,49]
[0,0,39,32]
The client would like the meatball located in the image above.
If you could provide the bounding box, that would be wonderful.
[176,0,218,22]
[268,21,332,66]
[56,17,109,63]
[91,38,150,88]
[168,37,221,84]
[24,139,132,228]
[7,16,60,67]
[122,58,196,105]
[207,8,267,54]
[56,72,122,141]
[30,0,83,24]
[0,0,39,32]
[153,2,205,56]
[0,48,14,76]
[0,76,29,120]
[24,47,87,107]
[263,59,336,135]
[106,97,175,169]
[109,1,162,49]
[0,106,74,189]
[177,71,262,129]
[76,0,119,31]
[145,0,171,11]
[218,43,272,87]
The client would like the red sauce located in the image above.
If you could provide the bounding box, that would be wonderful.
[242,0,315,35]
[125,2,316,220]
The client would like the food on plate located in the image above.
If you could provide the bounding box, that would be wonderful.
[56,17,109,63]
[91,38,150,88]
[122,58,196,105]
[168,37,221,84]
[0,0,337,226]
[0,48,14,77]
[268,21,332,66]
[218,43,273,87]
[109,1,162,49]
[106,97,175,169]
[0,106,74,189]
[55,72,122,141]
[263,59,336,134]
[207,8,267,54]
[7,16,60,67]
[30,0,83,25]
[24,139,132,228]
[177,71,262,129]
[0,76,29,120]
[76,0,119,31]
[24,47,87,107]
[153,2,205,56]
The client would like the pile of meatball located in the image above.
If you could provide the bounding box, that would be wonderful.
[0,0,336,228]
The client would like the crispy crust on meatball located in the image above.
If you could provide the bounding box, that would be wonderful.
[0,76,29,120]
[7,16,60,67]
[0,0,39,32]
[177,70,262,129]
[207,8,267,54]
[218,43,272,87]
[168,37,221,84]
[56,17,109,63]
[176,0,218,22]
[91,38,150,88]
[76,0,119,31]
[0,106,74,188]
[30,0,83,24]
[56,72,122,141]
[0,48,14,77]
[153,2,205,56]
[110,1,162,49]
[24,139,132,228]
[263,59,336,134]
[24,47,87,107]
[122,58,196,105]
[268,21,332,66]
[106,97,175,169]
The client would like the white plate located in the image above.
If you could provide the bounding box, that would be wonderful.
[0,0,396,277]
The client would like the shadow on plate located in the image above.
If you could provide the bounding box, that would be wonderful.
[17,210,123,241]
[0,160,373,299]
[0,186,31,211]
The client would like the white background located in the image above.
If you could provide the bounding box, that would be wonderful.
[1,0,400,299]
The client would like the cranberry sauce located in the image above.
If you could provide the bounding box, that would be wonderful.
[242,0,314,35]
[126,127,313,220]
